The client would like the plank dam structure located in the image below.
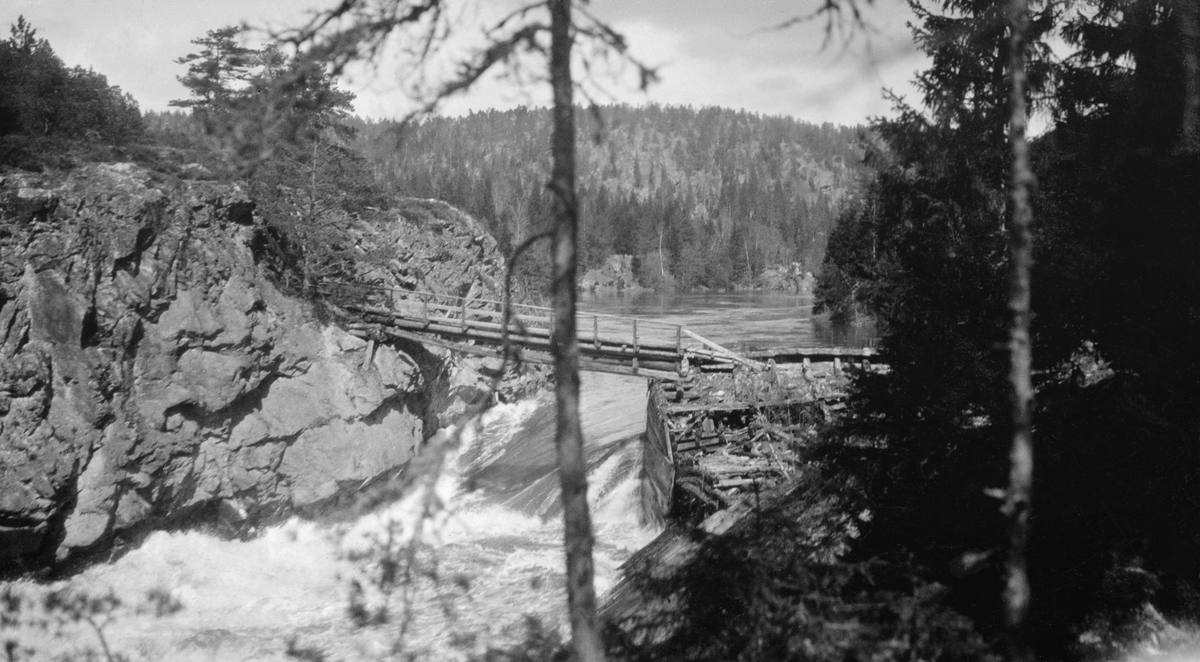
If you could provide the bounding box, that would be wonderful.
[640,358,876,524]
[328,284,881,521]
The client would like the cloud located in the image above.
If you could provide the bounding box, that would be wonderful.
[2,0,927,125]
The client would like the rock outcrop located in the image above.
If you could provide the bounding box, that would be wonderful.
[354,198,510,301]
[0,165,506,569]
[756,263,814,293]
[580,254,640,292]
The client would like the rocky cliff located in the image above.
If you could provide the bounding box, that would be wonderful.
[0,164,510,570]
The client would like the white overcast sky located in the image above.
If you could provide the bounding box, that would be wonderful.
[4,0,925,127]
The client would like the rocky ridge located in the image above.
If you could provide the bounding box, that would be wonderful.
[0,164,514,570]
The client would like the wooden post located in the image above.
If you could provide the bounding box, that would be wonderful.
[593,315,600,352]
[632,319,639,374]
[681,329,758,368]
[802,357,811,382]
[676,325,683,374]
[362,338,376,371]
[461,298,468,333]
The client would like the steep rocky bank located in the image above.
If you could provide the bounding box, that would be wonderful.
[0,164,516,571]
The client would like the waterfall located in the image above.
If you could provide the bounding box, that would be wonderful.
[4,373,660,661]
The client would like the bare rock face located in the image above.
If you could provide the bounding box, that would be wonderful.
[354,197,510,301]
[0,164,477,568]
[756,262,813,293]
[580,254,641,293]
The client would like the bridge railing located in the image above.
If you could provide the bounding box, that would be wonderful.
[322,282,689,354]
[324,283,879,374]
[321,282,549,328]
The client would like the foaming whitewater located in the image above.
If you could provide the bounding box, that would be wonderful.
[3,372,659,661]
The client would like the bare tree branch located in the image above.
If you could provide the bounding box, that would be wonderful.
[494,0,548,33]
[573,3,660,91]
[276,0,446,76]
[413,23,548,119]
[761,0,875,51]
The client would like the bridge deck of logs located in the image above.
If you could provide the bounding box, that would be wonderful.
[330,284,879,380]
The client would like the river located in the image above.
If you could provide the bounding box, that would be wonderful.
[579,289,876,350]
[3,291,865,661]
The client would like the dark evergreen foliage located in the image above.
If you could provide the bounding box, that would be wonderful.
[0,17,143,169]
[816,0,1200,655]
[170,26,384,290]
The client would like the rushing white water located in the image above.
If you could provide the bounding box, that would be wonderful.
[2,372,655,661]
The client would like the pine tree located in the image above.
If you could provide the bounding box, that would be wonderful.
[0,16,143,167]
[172,26,374,288]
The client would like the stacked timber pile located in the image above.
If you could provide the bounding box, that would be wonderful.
[652,362,852,515]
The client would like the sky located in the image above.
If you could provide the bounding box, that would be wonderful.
[3,0,926,127]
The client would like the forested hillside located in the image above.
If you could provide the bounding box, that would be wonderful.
[353,106,864,289]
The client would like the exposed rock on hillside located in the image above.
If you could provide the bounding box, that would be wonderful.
[0,165,505,569]
[580,254,640,292]
[756,263,814,293]
[353,198,509,302]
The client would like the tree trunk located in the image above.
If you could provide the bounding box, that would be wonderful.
[1176,0,1199,153]
[547,1,606,660]
[658,225,666,277]
[1004,0,1035,659]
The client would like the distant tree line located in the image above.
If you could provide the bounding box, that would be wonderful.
[352,105,864,290]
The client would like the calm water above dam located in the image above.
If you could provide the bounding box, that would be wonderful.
[579,289,877,350]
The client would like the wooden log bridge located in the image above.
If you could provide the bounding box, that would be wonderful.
[329,284,730,379]
[327,283,880,381]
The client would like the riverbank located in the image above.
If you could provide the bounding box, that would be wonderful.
[579,254,821,296]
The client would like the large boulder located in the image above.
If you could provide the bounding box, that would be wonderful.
[0,165,507,569]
